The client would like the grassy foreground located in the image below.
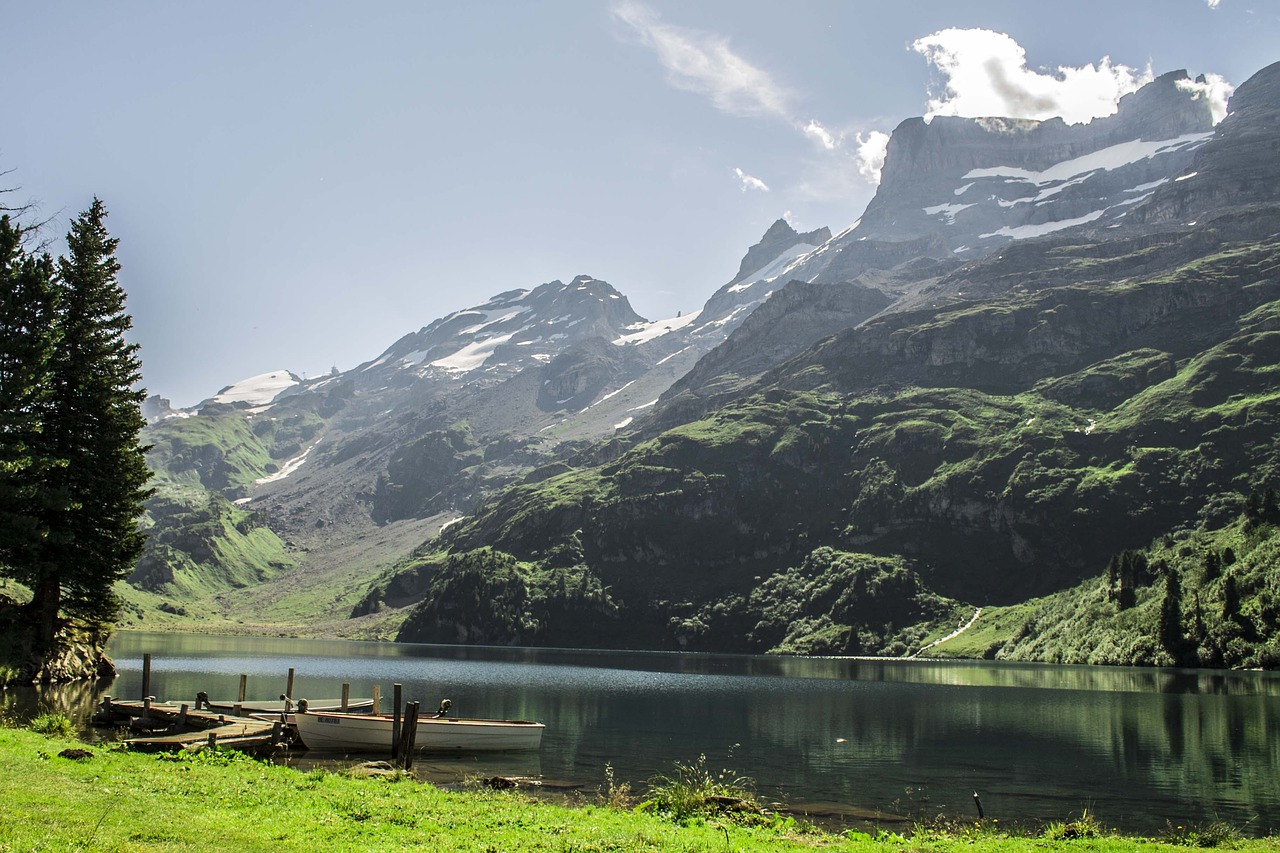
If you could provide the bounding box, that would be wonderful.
[2,725,1278,853]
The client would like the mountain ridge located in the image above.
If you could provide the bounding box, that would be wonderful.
[125,59,1280,669]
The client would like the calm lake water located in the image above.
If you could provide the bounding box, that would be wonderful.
[5,630,1279,834]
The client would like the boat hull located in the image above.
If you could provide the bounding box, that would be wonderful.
[294,711,544,753]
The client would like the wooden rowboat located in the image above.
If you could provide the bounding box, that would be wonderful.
[294,710,544,753]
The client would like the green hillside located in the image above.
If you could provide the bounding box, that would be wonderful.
[374,235,1280,665]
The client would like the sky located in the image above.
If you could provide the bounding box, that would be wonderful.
[4,0,1277,407]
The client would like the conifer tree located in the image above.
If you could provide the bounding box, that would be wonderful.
[25,199,152,651]
[0,215,61,591]
[1159,568,1186,663]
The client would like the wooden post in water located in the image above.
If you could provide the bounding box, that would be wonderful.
[341,683,350,713]
[285,667,295,699]
[141,653,151,701]
[401,701,420,771]
[207,731,217,750]
[177,704,189,730]
[391,684,403,759]
[372,684,381,715]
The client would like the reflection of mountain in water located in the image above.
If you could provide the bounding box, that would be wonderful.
[13,633,1275,835]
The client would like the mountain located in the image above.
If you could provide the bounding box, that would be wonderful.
[129,60,1280,669]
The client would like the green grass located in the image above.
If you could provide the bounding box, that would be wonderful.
[3,726,1277,852]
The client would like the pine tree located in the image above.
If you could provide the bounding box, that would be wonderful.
[1159,568,1186,664]
[25,199,153,652]
[1222,573,1241,625]
[0,215,61,592]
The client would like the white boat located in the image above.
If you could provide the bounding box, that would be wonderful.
[294,710,544,753]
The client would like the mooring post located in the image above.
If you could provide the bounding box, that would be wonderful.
[341,683,350,713]
[177,703,189,729]
[207,731,217,750]
[141,653,151,701]
[391,684,403,759]
[285,667,295,700]
[372,684,381,715]
[238,674,247,703]
[973,792,985,820]
[402,701,420,771]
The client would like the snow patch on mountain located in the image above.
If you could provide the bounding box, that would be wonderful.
[962,132,1213,186]
[210,371,300,406]
[614,310,701,345]
[981,209,1106,240]
[255,443,315,485]
[923,202,975,223]
[727,242,817,293]
[429,332,519,372]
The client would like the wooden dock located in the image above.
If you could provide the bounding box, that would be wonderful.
[95,697,286,752]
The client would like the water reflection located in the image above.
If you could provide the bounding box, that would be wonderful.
[3,630,1277,835]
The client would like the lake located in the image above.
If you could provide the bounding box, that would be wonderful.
[5,630,1279,835]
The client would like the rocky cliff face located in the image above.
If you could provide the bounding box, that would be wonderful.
[772,70,1217,293]
[1133,61,1280,226]
[776,240,1280,398]
[857,70,1214,250]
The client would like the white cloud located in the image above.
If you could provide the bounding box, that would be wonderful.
[1205,0,1221,8]
[1176,73,1234,124]
[612,2,891,197]
[612,1,791,118]
[855,131,891,184]
[734,167,770,192]
[803,119,837,149]
[911,28,1153,125]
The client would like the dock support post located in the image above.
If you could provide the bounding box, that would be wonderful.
[391,684,402,759]
[341,683,350,713]
[372,684,381,715]
[285,667,295,700]
[401,701,420,771]
[177,704,189,729]
[141,654,151,701]
[207,732,217,750]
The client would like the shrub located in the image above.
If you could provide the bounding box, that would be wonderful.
[1163,819,1244,848]
[1043,808,1104,840]
[640,753,762,824]
[28,712,75,738]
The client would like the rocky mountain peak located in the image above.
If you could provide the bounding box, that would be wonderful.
[356,275,646,387]
[731,219,833,285]
[1131,61,1280,227]
[774,68,1220,292]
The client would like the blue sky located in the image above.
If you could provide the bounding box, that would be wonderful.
[4,0,1277,406]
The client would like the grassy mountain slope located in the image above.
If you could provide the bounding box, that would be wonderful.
[375,234,1280,664]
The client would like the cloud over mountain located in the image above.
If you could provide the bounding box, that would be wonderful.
[612,1,791,119]
[912,28,1153,124]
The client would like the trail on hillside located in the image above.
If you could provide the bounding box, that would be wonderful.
[912,607,982,657]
